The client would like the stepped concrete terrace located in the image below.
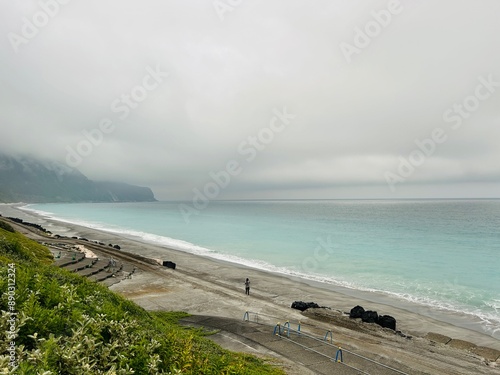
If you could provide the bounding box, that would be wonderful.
[46,240,139,287]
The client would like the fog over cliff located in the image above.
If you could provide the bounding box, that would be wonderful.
[1,1,499,200]
[0,153,156,203]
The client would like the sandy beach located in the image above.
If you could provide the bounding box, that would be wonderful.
[2,203,500,374]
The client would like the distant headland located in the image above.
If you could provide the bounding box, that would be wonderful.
[0,152,156,203]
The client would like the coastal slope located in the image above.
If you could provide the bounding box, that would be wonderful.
[0,153,156,203]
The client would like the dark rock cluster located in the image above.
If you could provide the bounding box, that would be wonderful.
[349,305,396,330]
[162,261,176,269]
[291,301,321,311]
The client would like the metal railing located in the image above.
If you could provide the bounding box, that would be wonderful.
[243,311,409,375]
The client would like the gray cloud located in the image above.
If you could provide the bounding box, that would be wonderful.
[1,0,499,200]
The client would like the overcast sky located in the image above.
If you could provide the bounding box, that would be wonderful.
[1,0,499,200]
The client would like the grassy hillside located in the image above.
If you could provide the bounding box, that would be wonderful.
[0,223,284,374]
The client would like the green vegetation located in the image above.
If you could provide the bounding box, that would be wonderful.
[0,220,15,233]
[0,228,285,374]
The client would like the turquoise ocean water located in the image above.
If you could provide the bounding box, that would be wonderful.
[23,200,500,339]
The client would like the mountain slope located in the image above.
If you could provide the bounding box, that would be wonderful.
[0,153,156,203]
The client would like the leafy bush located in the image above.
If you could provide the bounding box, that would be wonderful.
[0,220,15,233]
[0,228,285,374]
[0,228,53,265]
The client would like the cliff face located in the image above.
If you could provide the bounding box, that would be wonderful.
[0,153,156,203]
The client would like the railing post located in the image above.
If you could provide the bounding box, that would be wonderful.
[335,347,343,363]
[324,330,333,343]
[283,321,290,337]
[273,322,281,336]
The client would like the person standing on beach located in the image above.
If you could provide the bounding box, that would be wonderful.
[245,278,250,295]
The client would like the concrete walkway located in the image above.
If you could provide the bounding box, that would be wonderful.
[180,315,414,375]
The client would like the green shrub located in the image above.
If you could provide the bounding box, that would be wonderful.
[0,220,15,233]
[0,227,53,265]
[0,228,285,374]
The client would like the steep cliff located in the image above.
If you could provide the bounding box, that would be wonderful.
[0,153,156,203]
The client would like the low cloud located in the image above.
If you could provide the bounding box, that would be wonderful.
[1,0,499,199]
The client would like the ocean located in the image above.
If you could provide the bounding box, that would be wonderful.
[20,199,500,339]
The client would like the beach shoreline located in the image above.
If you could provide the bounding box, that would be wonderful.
[2,203,500,374]
[5,202,499,347]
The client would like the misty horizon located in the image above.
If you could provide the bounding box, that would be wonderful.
[1,1,499,201]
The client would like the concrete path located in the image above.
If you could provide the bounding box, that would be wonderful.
[181,315,413,375]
